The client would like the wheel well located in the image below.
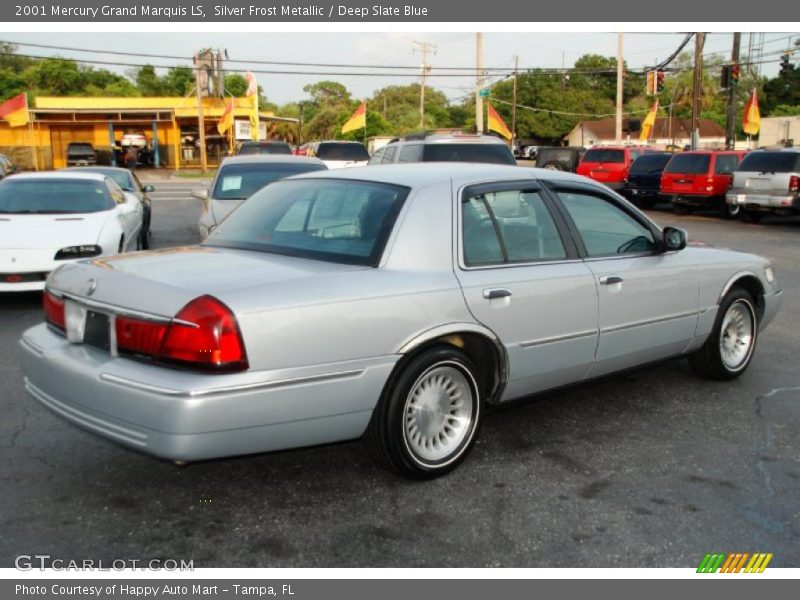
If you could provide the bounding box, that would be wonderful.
[397,333,506,404]
[729,275,765,320]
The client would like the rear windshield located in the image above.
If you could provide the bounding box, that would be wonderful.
[629,153,672,173]
[0,179,113,214]
[76,168,134,191]
[422,144,516,165]
[238,142,292,155]
[664,153,711,174]
[315,143,369,161]
[206,178,409,266]
[737,152,800,173]
[582,149,625,164]
[212,162,327,200]
[67,144,94,154]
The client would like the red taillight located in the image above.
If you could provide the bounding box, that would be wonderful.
[43,291,65,331]
[790,175,799,193]
[160,296,248,371]
[115,316,168,356]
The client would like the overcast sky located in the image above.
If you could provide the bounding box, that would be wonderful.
[1,32,796,105]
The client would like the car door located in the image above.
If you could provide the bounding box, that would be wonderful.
[453,181,600,401]
[106,178,141,250]
[549,183,699,377]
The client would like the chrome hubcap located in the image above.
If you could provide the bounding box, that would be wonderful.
[720,300,754,370]
[403,362,475,464]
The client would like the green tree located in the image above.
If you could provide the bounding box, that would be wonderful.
[161,67,194,96]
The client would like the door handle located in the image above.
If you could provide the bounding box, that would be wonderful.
[483,288,512,300]
[599,275,624,285]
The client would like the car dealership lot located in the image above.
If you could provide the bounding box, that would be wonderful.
[1,187,798,568]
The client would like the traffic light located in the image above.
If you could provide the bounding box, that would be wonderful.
[656,71,665,93]
[731,63,740,85]
[721,65,731,89]
[779,54,791,74]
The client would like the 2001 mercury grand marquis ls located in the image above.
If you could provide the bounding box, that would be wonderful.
[20,164,782,478]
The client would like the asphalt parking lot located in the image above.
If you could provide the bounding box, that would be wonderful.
[1,183,798,568]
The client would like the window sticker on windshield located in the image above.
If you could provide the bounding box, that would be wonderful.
[221,176,243,191]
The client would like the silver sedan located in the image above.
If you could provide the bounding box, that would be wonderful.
[20,164,782,478]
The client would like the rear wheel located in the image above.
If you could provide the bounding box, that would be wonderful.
[721,202,740,219]
[689,288,757,380]
[740,209,763,223]
[364,346,482,479]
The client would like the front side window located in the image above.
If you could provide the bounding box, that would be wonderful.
[207,179,408,266]
[462,189,566,266]
[398,144,422,163]
[368,147,385,165]
[557,191,655,257]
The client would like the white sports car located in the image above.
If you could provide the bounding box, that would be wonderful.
[0,171,144,292]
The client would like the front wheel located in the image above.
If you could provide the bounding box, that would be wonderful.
[689,288,758,380]
[364,346,482,479]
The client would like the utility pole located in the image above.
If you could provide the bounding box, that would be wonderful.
[413,41,437,129]
[615,33,624,144]
[725,32,741,150]
[476,32,484,133]
[193,51,208,173]
[512,55,518,149]
[691,32,705,150]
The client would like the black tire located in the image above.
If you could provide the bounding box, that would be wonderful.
[364,345,482,479]
[740,209,763,223]
[634,197,656,210]
[721,202,740,220]
[674,204,691,216]
[117,235,124,254]
[140,224,150,250]
[689,288,758,380]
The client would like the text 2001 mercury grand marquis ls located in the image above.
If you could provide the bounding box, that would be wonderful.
[20,164,782,478]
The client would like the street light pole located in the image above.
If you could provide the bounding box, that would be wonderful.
[615,33,624,144]
[476,32,484,133]
[725,33,741,150]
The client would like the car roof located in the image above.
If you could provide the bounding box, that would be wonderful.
[388,133,509,145]
[240,140,290,144]
[7,171,108,182]
[219,155,325,166]
[290,162,596,189]
[63,166,133,175]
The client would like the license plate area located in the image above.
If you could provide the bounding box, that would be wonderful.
[64,300,110,350]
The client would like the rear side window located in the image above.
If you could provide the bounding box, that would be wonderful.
[714,154,740,175]
[398,144,422,163]
[557,191,655,257]
[582,149,625,164]
[462,189,567,266]
[381,146,397,164]
[737,152,800,173]
[423,144,516,165]
[664,154,711,174]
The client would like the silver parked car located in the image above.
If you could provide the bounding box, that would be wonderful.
[726,148,800,222]
[194,155,327,239]
[20,164,782,478]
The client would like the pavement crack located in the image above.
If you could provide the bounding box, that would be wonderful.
[735,387,797,536]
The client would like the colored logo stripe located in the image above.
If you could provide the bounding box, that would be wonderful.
[697,553,773,573]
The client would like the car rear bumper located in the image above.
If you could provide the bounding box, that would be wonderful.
[20,323,397,462]
[726,192,800,210]
[670,193,721,206]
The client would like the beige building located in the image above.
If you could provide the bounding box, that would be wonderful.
[758,116,800,148]
[564,117,726,149]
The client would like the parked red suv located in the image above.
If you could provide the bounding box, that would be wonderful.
[576,145,654,191]
[660,150,747,218]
